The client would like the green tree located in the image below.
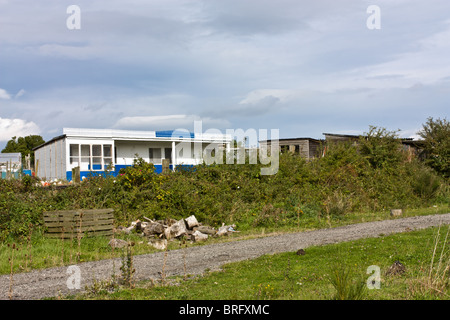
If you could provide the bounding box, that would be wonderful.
[1,135,45,167]
[358,126,404,170]
[418,117,450,177]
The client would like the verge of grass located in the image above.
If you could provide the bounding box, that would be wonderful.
[67,224,450,300]
[1,204,449,275]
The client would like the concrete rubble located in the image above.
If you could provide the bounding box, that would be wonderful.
[114,215,239,250]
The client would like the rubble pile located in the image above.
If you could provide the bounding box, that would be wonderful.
[114,215,238,250]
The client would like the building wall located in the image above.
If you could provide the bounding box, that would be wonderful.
[298,140,310,158]
[261,139,322,159]
[308,140,322,158]
[35,138,66,181]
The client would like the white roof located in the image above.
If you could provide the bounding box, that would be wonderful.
[63,128,231,143]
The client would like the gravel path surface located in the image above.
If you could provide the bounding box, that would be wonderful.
[2,213,450,300]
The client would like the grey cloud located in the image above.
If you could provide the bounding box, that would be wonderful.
[83,102,107,112]
[199,0,360,36]
[202,95,281,119]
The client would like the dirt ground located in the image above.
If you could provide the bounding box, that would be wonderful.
[1,213,450,300]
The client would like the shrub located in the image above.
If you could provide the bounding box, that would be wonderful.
[412,168,442,201]
[418,117,450,177]
[358,126,404,170]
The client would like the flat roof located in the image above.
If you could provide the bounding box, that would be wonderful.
[32,134,66,151]
[323,132,361,138]
[259,137,321,143]
[62,128,231,142]
[33,128,232,151]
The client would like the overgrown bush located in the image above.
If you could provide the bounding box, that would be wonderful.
[0,125,449,241]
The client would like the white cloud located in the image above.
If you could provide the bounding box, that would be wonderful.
[15,89,25,98]
[0,117,41,141]
[0,88,26,100]
[0,88,11,99]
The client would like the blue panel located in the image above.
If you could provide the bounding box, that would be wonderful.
[155,130,194,138]
[65,163,193,182]
[153,165,162,174]
[67,170,120,182]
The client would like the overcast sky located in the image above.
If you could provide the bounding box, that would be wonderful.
[1,0,449,149]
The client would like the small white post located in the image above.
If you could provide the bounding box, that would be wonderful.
[172,141,176,172]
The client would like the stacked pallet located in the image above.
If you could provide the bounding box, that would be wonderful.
[43,208,114,239]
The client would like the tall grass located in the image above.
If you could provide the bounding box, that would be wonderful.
[327,264,367,300]
[409,225,450,298]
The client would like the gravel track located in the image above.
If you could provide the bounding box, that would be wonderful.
[2,213,450,300]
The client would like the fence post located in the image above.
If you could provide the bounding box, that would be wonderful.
[72,166,80,184]
[162,158,170,174]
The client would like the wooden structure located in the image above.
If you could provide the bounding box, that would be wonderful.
[323,133,361,144]
[72,166,80,184]
[259,138,322,159]
[323,132,425,160]
[43,208,114,238]
[162,158,170,174]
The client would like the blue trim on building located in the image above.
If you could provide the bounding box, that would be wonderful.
[65,164,194,181]
[66,170,116,181]
[155,130,194,138]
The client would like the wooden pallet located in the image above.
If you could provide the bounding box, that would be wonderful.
[43,208,114,239]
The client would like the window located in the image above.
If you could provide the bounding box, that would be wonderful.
[92,145,102,170]
[69,143,114,171]
[80,145,91,171]
[104,145,112,168]
[149,148,162,164]
[69,144,79,166]
[164,148,172,164]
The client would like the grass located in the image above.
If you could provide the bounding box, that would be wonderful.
[63,223,450,300]
[2,204,449,275]
[1,204,448,276]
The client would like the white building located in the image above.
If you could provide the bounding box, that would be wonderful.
[33,128,232,181]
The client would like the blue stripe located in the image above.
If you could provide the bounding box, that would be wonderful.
[66,164,194,181]
[155,130,194,138]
